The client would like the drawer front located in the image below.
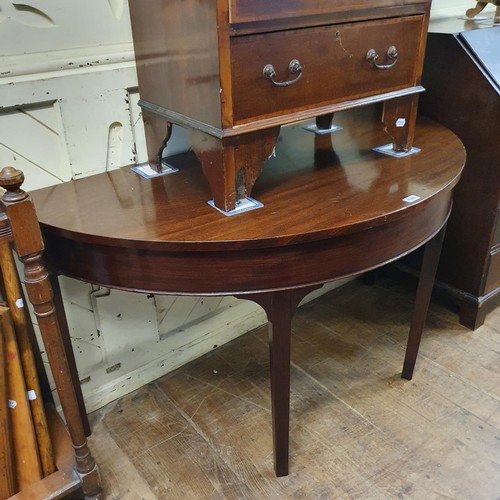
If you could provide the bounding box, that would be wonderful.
[231,16,425,123]
[484,248,500,295]
[492,207,500,248]
[229,0,423,25]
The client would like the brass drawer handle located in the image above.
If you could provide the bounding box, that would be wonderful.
[263,59,303,87]
[366,46,398,70]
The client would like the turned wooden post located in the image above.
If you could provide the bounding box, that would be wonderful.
[0,167,102,500]
[0,211,56,479]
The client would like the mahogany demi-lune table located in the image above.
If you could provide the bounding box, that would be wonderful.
[29,106,465,490]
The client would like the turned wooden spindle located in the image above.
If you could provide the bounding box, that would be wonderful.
[1,306,42,489]
[0,166,102,500]
[0,210,56,478]
[0,308,17,498]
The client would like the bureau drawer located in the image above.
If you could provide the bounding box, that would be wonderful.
[492,208,500,247]
[485,248,500,295]
[229,0,422,25]
[231,16,425,123]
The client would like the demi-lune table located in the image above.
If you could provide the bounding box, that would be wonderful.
[25,106,464,497]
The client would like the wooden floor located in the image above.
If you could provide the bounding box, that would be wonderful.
[88,269,500,499]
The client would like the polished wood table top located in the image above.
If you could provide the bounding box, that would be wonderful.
[31,106,464,295]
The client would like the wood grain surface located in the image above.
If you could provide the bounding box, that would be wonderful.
[0,307,42,490]
[87,271,500,499]
[31,107,463,250]
[0,166,102,499]
[30,106,464,297]
[0,242,55,478]
[0,312,16,498]
[419,24,500,329]
[231,16,424,123]
[229,0,425,25]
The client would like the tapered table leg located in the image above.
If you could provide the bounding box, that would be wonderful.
[242,286,319,476]
[402,225,446,380]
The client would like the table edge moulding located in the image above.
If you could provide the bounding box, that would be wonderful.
[127,0,432,212]
[26,106,465,484]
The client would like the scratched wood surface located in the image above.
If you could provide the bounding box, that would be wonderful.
[88,269,500,499]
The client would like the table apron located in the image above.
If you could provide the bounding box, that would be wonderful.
[41,193,452,296]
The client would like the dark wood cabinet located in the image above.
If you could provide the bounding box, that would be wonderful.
[419,19,500,329]
[127,0,432,211]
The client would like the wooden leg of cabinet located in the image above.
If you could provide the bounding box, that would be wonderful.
[315,113,335,130]
[192,127,280,212]
[142,109,172,172]
[458,301,487,330]
[382,94,419,152]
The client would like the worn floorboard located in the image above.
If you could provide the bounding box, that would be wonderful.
[88,269,500,499]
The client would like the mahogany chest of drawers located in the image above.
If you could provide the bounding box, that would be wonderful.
[128,0,432,211]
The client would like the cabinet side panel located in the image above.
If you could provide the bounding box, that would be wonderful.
[128,0,222,129]
[420,33,500,296]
